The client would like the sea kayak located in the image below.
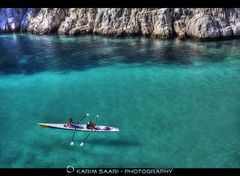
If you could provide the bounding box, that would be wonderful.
[38,123,119,132]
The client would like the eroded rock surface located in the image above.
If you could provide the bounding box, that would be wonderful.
[27,8,66,34]
[0,8,27,32]
[1,8,240,40]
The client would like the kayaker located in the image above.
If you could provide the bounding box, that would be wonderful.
[87,120,96,129]
[66,118,73,127]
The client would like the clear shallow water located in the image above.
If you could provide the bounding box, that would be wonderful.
[0,34,240,168]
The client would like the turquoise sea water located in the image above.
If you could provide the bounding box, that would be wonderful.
[0,34,240,168]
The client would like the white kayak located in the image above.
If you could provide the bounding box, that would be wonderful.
[38,123,119,132]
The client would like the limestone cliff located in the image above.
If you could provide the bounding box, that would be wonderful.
[0,8,240,40]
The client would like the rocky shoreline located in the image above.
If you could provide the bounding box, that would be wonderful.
[0,8,240,40]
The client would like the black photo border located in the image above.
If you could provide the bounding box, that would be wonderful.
[0,0,240,176]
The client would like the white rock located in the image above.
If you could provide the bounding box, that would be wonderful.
[27,8,66,34]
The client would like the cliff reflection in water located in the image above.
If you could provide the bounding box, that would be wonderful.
[0,34,240,75]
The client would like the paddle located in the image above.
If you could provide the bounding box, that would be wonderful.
[70,128,76,146]
[96,114,99,125]
[71,113,91,146]
[80,114,99,147]
[80,132,91,147]
[79,113,90,123]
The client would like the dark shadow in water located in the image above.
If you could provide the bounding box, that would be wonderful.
[86,138,141,147]
[0,34,239,75]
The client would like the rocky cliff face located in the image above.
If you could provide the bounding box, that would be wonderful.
[0,8,240,40]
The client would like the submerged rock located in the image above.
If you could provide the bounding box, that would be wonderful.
[1,8,240,40]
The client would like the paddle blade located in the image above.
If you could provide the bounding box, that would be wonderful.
[70,141,74,146]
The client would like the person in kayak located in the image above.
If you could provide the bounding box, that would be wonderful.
[64,117,83,128]
[87,120,96,129]
[68,118,73,126]
[64,118,73,127]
